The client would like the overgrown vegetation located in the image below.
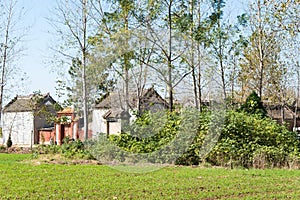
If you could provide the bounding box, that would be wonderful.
[109,111,181,154]
[35,137,94,160]
[89,93,300,169]
[205,110,299,168]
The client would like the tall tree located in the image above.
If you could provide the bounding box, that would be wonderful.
[208,0,227,99]
[90,0,137,113]
[140,0,192,111]
[272,0,300,123]
[174,0,211,110]
[51,0,92,140]
[238,0,283,101]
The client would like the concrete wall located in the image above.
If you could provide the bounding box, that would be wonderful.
[107,119,122,135]
[92,109,109,136]
[2,112,34,145]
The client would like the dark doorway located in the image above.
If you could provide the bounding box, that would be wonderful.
[60,125,65,143]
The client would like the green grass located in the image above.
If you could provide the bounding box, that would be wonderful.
[0,153,300,199]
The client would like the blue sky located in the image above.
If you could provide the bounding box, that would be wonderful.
[16,0,58,100]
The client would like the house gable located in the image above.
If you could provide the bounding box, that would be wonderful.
[95,87,169,111]
[3,93,57,113]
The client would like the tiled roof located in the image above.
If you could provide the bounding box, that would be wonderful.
[58,107,74,114]
[95,87,169,109]
[102,109,130,119]
[3,93,56,112]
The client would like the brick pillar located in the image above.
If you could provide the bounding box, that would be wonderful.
[73,121,77,140]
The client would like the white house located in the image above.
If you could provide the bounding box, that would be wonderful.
[1,93,57,146]
[92,87,169,136]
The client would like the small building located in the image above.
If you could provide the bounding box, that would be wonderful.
[2,93,57,146]
[38,107,80,145]
[92,87,169,136]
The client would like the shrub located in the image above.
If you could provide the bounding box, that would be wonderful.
[7,134,12,148]
[206,110,299,168]
[240,91,267,117]
[35,139,94,160]
[87,107,300,168]
[89,109,202,165]
[109,111,181,154]
[0,145,5,151]
[253,146,286,169]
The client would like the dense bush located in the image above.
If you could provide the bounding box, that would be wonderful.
[109,111,181,154]
[240,91,267,117]
[87,103,300,168]
[205,110,299,168]
[87,109,201,164]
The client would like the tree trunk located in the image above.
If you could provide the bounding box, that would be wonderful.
[82,0,89,140]
[0,2,12,123]
[217,8,226,101]
[190,0,199,110]
[123,5,130,114]
[293,61,300,130]
[196,2,203,112]
[168,1,173,112]
[257,0,264,98]
[197,44,202,112]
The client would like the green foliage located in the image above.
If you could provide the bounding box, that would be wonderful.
[175,110,211,165]
[109,111,181,154]
[0,145,6,151]
[206,110,299,168]
[36,138,94,160]
[88,109,202,165]
[89,107,300,168]
[6,134,12,148]
[240,91,267,117]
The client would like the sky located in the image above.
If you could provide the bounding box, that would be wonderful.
[15,0,59,100]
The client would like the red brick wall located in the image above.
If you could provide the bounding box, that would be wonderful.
[39,129,55,144]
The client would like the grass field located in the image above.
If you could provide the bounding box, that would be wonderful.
[0,153,300,199]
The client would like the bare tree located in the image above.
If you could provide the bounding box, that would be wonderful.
[51,0,92,140]
[0,0,27,121]
[138,0,193,111]
[238,0,283,101]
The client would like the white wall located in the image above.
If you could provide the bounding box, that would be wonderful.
[2,112,34,145]
[92,109,138,137]
[92,109,109,137]
[108,119,122,135]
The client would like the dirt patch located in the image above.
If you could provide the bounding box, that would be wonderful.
[0,146,33,154]
[25,154,101,165]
